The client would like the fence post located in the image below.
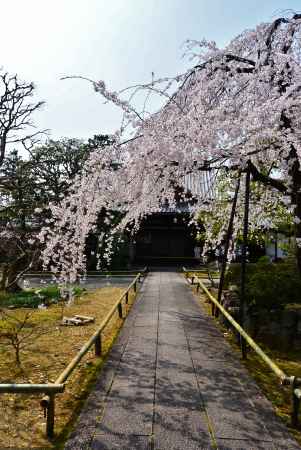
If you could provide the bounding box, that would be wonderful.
[292,384,300,428]
[211,298,215,316]
[118,302,123,319]
[46,394,55,438]
[95,333,102,356]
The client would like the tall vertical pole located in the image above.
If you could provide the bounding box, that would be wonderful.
[240,163,251,359]
[215,174,241,316]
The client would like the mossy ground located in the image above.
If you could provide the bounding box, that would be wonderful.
[0,286,136,449]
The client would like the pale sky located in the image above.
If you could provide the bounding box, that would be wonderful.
[1,0,300,141]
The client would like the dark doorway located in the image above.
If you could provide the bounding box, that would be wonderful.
[133,213,197,266]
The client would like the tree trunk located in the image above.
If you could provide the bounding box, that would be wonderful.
[6,252,29,293]
[0,259,26,292]
[0,264,9,291]
[7,263,23,292]
[294,207,301,274]
[15,343,21,366]
[289,149,301,276]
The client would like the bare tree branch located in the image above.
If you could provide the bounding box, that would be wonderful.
[0,71,45,167]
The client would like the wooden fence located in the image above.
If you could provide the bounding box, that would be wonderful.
[0,271,145,438]
[183,269,301,428]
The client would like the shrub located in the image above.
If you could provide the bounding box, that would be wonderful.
[0,286,85,308]
[256,255,271,264]
[224,262,257,288]
[225,261,301,310]
[247,263,301,310]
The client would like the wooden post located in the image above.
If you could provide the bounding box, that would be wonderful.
[118,302,123,319]
[240,164,251,359]
[292,387,300,427]
[46,394,55,438]
[95,333,102,356]
[215,175,241,317]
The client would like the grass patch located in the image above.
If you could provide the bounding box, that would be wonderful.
[0,286,137,448]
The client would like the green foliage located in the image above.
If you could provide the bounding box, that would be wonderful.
[225,261,301,310]
[224,262,257,288]
[0,134,114,291]
[257,255,271,264]
[0,286,85,308]
[247,262,301,309]
[0,291,46,308]
[109,242,129,269]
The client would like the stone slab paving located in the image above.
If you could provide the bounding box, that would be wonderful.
[65,272,301,450]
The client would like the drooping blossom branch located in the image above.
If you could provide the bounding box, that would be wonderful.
[41,13,301,280]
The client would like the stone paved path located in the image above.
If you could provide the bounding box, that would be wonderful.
[65,272,301,450]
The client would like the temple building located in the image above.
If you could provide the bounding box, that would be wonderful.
[130,171,215,267]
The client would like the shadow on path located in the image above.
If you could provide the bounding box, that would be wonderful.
[65,272,300,450]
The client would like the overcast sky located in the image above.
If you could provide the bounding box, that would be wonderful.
[1,0,300,141]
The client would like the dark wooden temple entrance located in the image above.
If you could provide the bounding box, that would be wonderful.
[132,213,197,266]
